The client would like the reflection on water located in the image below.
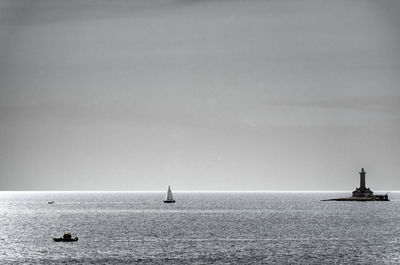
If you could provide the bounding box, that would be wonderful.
[0,192,399,264]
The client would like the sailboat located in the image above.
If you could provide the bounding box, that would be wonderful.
[163,185,175,203]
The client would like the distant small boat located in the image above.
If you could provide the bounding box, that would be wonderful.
[53,233,78,242]
[48,201,55,204]
[163,185,175,203]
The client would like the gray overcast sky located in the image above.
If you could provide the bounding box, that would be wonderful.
[0,0,399,190]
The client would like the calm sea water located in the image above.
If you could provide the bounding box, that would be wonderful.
[0,191,399,264]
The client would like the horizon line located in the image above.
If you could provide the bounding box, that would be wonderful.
[0,190,398,193]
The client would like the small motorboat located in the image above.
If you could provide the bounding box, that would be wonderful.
[48,201,55,204]
[53,233,78,242]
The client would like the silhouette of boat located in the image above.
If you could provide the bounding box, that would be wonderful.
[163,185,175,203]
[48,201,55,204]
[53,233,78,242]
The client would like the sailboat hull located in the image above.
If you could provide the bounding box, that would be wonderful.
[163,200,175,203]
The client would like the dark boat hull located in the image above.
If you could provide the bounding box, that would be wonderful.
[53,237,78,242]
[163,200,175,203]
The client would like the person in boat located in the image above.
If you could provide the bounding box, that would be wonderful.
[63,233,72,239]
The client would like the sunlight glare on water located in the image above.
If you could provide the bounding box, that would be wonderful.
[0,191,400,264]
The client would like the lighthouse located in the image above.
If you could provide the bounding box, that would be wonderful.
[352,168,373,197]
[322,168,389,201]
[359,168,366,191]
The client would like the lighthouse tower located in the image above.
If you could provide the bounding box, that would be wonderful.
[359,168,366,192]
[352,168,374,197]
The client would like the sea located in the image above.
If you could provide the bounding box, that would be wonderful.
[0,191,399,264]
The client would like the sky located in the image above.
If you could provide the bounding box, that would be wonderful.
[0,0,399,191]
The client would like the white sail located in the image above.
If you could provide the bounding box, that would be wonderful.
[165,185,174,201]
